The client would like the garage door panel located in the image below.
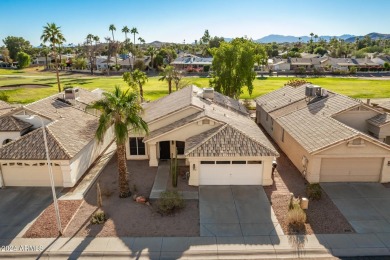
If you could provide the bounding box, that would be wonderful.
[320,158,382,182]
[2,166,63,186]
[199,163,263,185]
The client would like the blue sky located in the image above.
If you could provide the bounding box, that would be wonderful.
[1,0,389,46]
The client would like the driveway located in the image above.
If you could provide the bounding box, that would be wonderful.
[0,187,53,239]
[199,186,283,236]
[322,183,390,233]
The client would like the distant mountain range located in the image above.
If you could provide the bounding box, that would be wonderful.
[223,33,390,44]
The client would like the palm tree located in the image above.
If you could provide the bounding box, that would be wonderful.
[109,24,118,66]
[146,46,157,69]
[131,27,138,46]
[314,34,318,43]
[41,23,66,93]
[88,86,148,198]
[122,26,130,41]
[109,24,116,41]
[105,37,111,75]
[39,44,50,69]
[123,69,148,102]
[159,65,175,94]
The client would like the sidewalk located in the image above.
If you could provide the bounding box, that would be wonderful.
[1,233,389,259]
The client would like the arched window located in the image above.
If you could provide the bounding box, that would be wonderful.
[2,139,13,145]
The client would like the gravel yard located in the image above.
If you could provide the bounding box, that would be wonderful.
[63,158,199,237]
[264,150,354,235]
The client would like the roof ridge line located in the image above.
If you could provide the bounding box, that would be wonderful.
[184,124,227,155]
[226,124,279,155]
[45,125,73,158]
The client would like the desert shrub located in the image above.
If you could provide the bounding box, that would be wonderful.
[306,183,322,200]
[133,60,145,70]
[157,191,185,215]
[90,209,106,224]
[287,198,306,231]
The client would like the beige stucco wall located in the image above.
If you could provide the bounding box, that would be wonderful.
[256,104,274,137]
[333,108,379,133]
[69,125,114,187]
[272,121,318,182]
[187,156,274,186]
[0,132,21,148]
[0,160,64,187]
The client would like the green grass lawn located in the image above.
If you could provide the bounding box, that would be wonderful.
[1,68,390,104]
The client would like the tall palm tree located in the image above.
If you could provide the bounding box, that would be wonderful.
[146,46,157,69]
[41,23,66,93]
[122,26,130,41]
[159,65,175,94]
[88,86,148,198]
[131,27,138,46]
[105,37,111,75]
[39,44,50,69]
[123,69,148,102]
[109,24,118,66]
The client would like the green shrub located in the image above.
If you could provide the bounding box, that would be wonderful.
[0,92,10,102]
[306,183,322,200]
[90,209,106,224]
[157,191,185,215]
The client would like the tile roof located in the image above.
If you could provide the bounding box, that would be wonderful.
[255,84,308,113]
[186,125,277,157]
[0,101,17,117]
[367,113,390,127]
[0,126,70,160]
[0,89,101,160]
[276,93,369,153]
[142,85,248,123]
[378,101,390,111]
[0,116,32,132]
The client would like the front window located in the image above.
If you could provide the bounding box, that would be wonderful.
[129,137,145,155]
[176,141,185,155]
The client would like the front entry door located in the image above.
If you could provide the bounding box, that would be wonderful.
[159,141,170,159]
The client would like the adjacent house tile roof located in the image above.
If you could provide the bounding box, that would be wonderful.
[0,100,17,117]
[255,84,308,113]
[378,101,390,111]
[186,125,277,157]
[0,116,32,132]
[367,113,390,127]
[0,89,102,160]
[0,126,70,160]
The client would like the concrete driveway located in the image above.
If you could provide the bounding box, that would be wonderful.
[322,183,390,233]
[199,186,283,237]
[0,187,53,239]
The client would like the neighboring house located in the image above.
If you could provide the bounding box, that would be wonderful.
[33,56,51,66]
[171,55,212,70]
[256,84,390,183]
[325,58,356,71]
[126,86,279,186]
[0,88,114,187]
[94,56,116,70]
[118,56,151,70]
[353,58,382,70]
[268,58,290,71]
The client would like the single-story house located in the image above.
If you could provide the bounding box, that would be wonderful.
[171,55,212,70]
[0,88,113,187]
[127,86,279,186]
[268,58,290,71]
[256,84,390,183]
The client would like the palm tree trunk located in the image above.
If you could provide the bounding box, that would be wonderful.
[53,49,61,92]
[168,80,172,94]
[117,142,130,198]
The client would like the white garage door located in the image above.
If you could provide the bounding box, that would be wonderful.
[320,158,382,182]
[2,163,63,187]
[199,160,263,185]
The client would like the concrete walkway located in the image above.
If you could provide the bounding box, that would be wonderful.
[150,160,198,200]
[2,233,390,259]
[59,142,116,201]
